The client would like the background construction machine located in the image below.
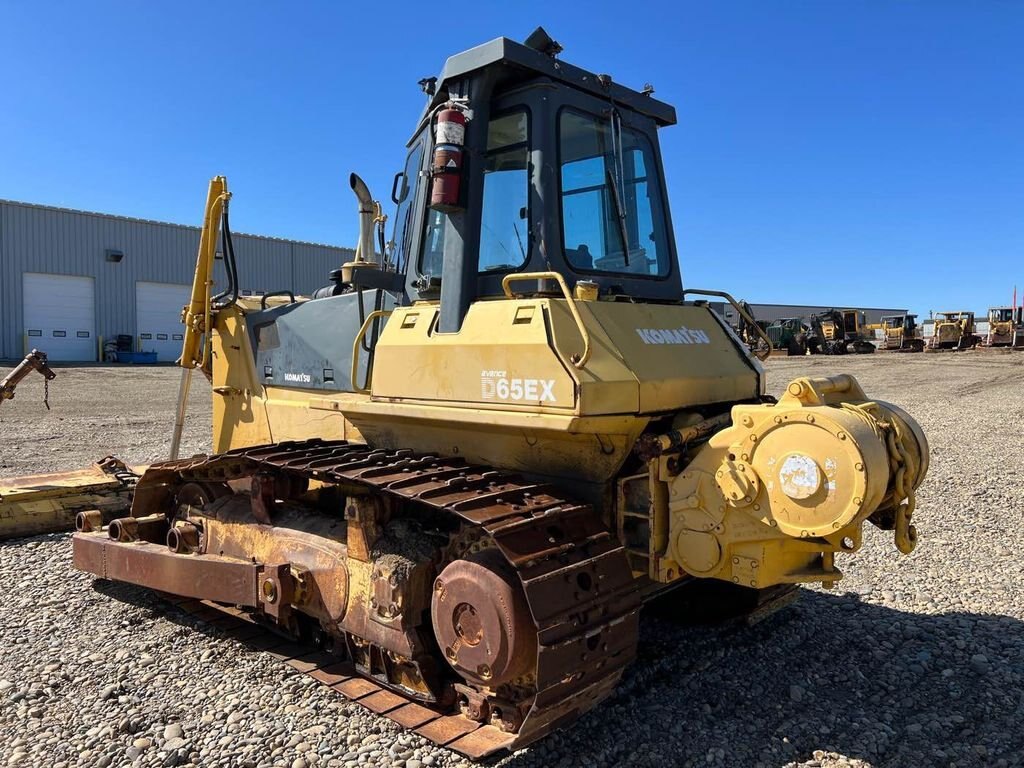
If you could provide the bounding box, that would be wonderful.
[736,300,772,357]
[928,311,980,350]
[881,313,925,352]
[4,30,929,758]
[765,317,808,355]
[814,309,877,354]
[983,306,1024,348]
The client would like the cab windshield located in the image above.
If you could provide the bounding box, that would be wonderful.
[558,108,670,277]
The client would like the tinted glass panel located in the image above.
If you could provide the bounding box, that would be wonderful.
[559,109,669,277]
[479,110,529,272]
[420,109,530,276]
[420,209,446,278]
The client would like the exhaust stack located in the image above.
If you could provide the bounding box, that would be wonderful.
[344,173,378,282]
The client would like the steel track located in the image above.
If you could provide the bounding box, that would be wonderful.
[131,438,643,759]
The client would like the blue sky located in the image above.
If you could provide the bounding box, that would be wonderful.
[1,2,1021,316]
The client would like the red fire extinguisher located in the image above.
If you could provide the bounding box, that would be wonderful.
[429,107,466,213]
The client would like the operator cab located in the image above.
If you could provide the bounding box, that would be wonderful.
[883,313,916,332]
[988,307,1020,324]
[386,28,681,331]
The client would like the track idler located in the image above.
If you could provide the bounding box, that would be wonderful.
[432,549,536,689]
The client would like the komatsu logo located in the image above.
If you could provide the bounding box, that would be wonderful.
[635,326,711,345]
[283,372,312,383]
[480,370,556,403]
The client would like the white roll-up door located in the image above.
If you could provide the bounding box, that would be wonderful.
[136,281,190,362]
[23,273,96,361]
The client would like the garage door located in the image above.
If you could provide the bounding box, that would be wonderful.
[23,273,96,361]
[136,282,190,362]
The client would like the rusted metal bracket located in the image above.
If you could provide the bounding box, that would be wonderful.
[74,532,262,606]
[346,496,384,562]
[251,473,277,524]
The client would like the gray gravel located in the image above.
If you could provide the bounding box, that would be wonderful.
[1,352,1022,767]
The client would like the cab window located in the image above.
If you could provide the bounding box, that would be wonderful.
[479,110,529,272]
[559,108,669,277]
[420,109,530,276]
[387,139,424,272]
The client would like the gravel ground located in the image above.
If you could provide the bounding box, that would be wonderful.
[1,352,1022,768]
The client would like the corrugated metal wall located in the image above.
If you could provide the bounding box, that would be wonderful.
[0,200,353,359]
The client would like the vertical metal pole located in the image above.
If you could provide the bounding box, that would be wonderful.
[169,366,193,460]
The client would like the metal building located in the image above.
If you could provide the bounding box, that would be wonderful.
[0,200,353,361]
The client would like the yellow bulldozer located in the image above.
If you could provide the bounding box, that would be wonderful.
[927,310,980,350]
[983,306,1024,348]
[4,29,929,759]
[880,313,925,352]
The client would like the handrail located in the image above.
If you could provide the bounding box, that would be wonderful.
[350,310,392,394]
[261,290,296,309]
[501,272,591,369]
[683,287,772,361]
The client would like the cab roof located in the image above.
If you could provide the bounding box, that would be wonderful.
[422,34,677,127]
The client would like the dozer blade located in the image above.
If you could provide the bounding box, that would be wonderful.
[0,457,140,541]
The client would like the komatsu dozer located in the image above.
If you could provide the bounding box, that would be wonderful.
[68,30,928,758]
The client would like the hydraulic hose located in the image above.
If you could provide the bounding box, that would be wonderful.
[212,203,239,308]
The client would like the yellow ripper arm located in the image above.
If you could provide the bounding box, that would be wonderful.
[180,175,230,373]
[169,176,230,460]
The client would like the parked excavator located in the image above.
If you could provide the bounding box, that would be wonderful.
[880,313,925,353]
[927,311,980,350]
[983,306,1024,348]
[8,30,929,758]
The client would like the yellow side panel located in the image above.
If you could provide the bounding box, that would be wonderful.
[263,388,363,444]
[211,311,274,453]
[372,300,758,418]
[370,303,578,411]
[211,309,367,452]
[573,302,760,412]
[545,301,639,415]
